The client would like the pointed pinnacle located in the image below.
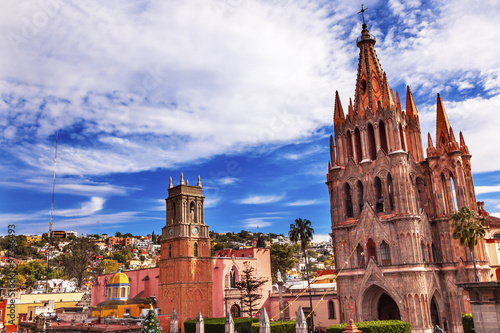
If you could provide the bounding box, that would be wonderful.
[180,172,185,185]
[436,93,451,146]
[334,91,345,125]
[396,91,402,114]
[348,98,354,121]
[460,131,466,147]
[169,177,173,189]
[449,127,457,143]
[197,175,202,188]
[406,86,418,119]
[427,133,434,148]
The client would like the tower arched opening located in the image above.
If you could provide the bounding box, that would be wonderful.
[387,173,395,212]
[367,123,376,160]
[356,180,364,216]
[379,120,388,153]
[347,130,354,160]
[354,127,362,163]
[343,182,354,218]
[374,176,384,213]
[399,124,406,151]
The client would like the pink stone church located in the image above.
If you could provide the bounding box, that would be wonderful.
[326,20,491,333]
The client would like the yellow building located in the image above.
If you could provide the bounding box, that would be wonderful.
[91,270,153,318]
[5,292,83,332]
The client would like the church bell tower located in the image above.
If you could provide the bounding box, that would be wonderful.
[326,12,488,333]
[158,173,213,330]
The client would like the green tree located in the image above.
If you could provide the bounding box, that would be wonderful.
[451,206,486,282]
[270,243,297,283]
[142,306,160,333]
[289,218,315,330]
[235,262,269,318]
[60,237,98,289]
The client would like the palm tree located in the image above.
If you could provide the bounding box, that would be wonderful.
[289,218,315,331]
[451,206,486,282]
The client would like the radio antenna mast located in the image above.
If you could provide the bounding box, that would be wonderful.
[47,130,59,293]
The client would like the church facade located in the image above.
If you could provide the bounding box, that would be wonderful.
[326,23,490,333]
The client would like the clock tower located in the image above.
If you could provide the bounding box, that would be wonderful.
[158,173,213,330]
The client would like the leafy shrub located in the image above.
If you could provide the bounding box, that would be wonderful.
[184,317,257,333]
[251,320,296,333]
[327,320,411,333]
[462,313,474,333]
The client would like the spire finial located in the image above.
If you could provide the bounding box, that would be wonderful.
[180,172,185,185]
[169,177,173,189]
[197,175,202,188]
[358,4,368,28]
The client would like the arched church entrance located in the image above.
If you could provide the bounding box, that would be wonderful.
[430,296,440,328]
[377,293,401,320]
[361,284,402,321]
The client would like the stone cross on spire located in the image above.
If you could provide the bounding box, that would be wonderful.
[358,4,368,26]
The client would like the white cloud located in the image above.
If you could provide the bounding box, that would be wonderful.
[475,185,500,196]
[286,199,323,206]
[0,0,354,177]
[218,177,238,185]
[204,197,221,208]
[312,233,331,243]
[54,197,105,217]
[239,194,285,205]
[242,217,274,229]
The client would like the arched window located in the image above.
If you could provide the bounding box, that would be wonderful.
[283,302,290,319]
[367,123,376,160]
[356,244,365,268]
[171,203,176,224]
[354,127,362,164]
[367,238,377,263]
[421,241,427,263]
[374,177,384,213]
[169,244,172,258]
[230,266,238,288]
[387,173,395,211]
[343,183,354,218]
[194,242,198,257]
[356,180,364,215]
[432,243,438,263]
[416,178,428,214]
[441,173,450,214]
[230,304,240,318]
[399,124,406,151]
[380,241,391,265]
[328,300,336,319]
[190,201,195,222]
[379,121,388,153]
[450,173,458,212]
[346,130,354,160]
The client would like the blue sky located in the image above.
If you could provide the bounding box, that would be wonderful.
[1,0,500,241]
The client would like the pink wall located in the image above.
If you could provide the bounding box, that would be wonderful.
[91,268,159,306]
[91,247,272,319]
[270,291,340,330]
[212,248,272,317]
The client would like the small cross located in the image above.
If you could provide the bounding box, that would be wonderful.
[358,4,368,25]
